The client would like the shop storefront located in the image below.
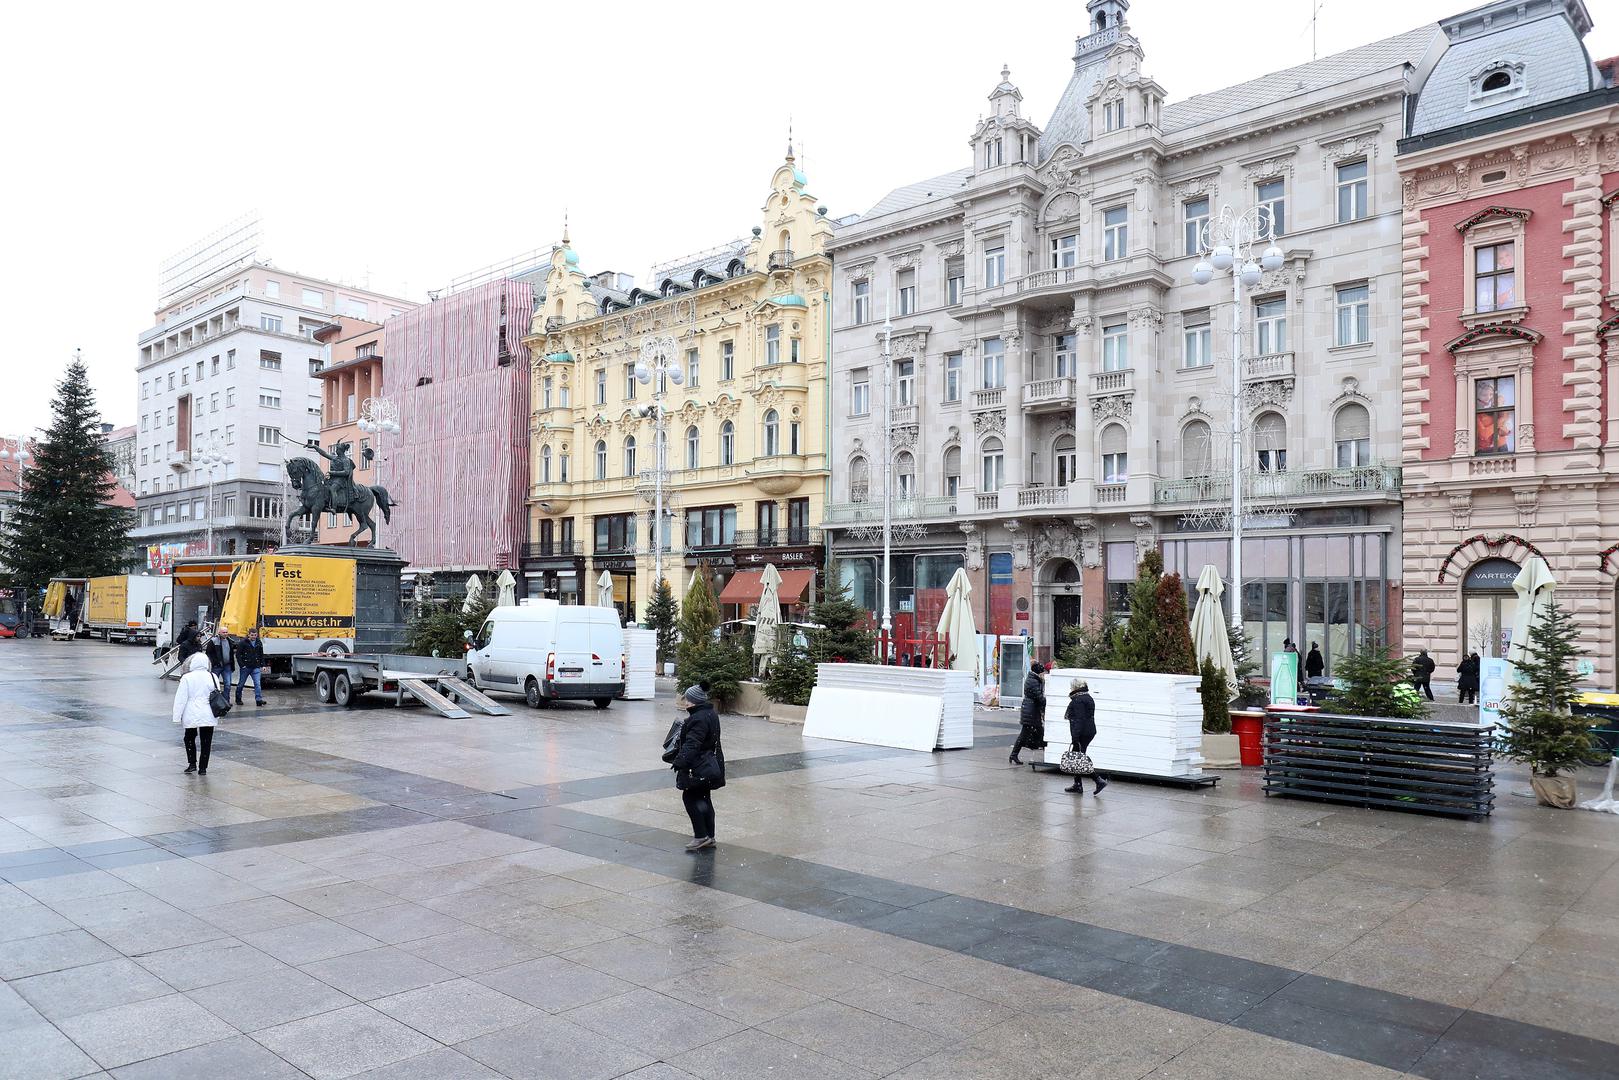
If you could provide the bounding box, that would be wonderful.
[838,549,965,643]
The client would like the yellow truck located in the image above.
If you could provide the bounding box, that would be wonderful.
[218,554,359,673]
[85,574,171,645]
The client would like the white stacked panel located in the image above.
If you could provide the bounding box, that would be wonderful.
[813,664,975,749]
[1042,669,1206,778]
[622,628,657,700]
[804,686,941,752]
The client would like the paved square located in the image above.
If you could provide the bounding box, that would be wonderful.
[1,639,1617,1078]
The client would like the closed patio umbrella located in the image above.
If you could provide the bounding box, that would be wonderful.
[596,569,615,609]
[461,573,483,614]
[1507,555,1556,666]
[1191,564,1236,694]
[754,563,782,674]
[936,567,978,679]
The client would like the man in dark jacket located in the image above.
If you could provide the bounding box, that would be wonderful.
[1063,680,1107,795]
[235,627,268,706]
[1305,643,1325,679]
[1011,661,1048,766]
[1456,652,1481,704]
[175,620,201,663]
[205,628,235,692]
[670,684,722,852]
[1411,649,1436,700]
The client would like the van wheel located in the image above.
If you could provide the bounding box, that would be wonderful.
[525,678,542,709]
[333,673,355,708]
[315,670,334,703]
[592,698,612,710]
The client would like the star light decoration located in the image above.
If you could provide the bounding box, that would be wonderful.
[1178,506,1297,532]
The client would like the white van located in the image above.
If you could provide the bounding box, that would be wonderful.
[465,601,625,709]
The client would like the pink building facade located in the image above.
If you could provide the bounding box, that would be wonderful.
[1399,0,1619,685]
[314,320,384,545]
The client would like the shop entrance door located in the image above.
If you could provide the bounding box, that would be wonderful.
[1462,558,1519,658]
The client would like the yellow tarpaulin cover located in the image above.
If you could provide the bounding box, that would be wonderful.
[43,581,66,618]
[218,559,262,635]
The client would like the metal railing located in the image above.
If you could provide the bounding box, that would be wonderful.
[1153,464,1402,505]
[1090,369,1133,396]
[1023,377,1075,406]
[522,540,578,560]
[1016,485,1070,508]
[731,528,823,548]
[767,249,794,270]
[823,495,957,524]
[969,387,1004,410]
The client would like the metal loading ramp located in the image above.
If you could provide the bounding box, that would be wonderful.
[392,677,472,719]
[435,677,512,715]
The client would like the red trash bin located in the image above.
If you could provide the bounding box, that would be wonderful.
[1231,712,1264,767]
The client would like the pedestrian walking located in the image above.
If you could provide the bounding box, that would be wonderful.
[1063,680,1107,795]
[1305,642,1325,679]
[235,627,267,706]
[670,684,723,852]
[205,627,235,690]
[1456,651,1481,705]
[175,620,200,662]
[1411,648,1436,701]
[1010,661,1048,766]
[172,653,221,775]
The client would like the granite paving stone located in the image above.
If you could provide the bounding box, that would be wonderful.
[185,966,359,1032]
[250,1003,440,1080]
[370,977,539,1043]
[57,992,238,1070]
[456,1014,656,1080]
[12,957,175,1021]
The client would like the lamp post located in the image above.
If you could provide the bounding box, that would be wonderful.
[356,396,401,546]
[1191,205,1283,633]
[192,438,229,556]
[879,307,895,651]
[635,336,683,597]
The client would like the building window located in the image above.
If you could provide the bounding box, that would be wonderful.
[1183,317,1211,369]
[790,337,800,363]
[945,259,964,305]
[896,359,915,406]
[1102,322,1128,371]
[763,410,780,456]
[1335,160,1368,223]
[1106,541,1135,614]
[225,387,235,408]
[301,288,324,308]
[539,445,552,483]
[224,424,234,443]
[623,436,637,476]
[1255,412,1287,473]
[594,513,637,554]
[983,244,1006,288]
[1334,403,1371,467]
[852,279,871,325]
[1103,206,1128,261]
[259,391,280,409]
[1051,233,1078,269]
[984,137,1003,168]
[342,297,366,318]
[721,341,735,380]
[944,352,963,402]
[558,448,570,481]
[685,348,699,387]
[594,440,608,479]
[757,500,779,542]
[852,369,870,415]
[260,315,283,333]
[1100,424,1128,483]
[943,446,960,496]
[1182,419,1213,478]
[1103,98,1124,131]
[895,451,916,499]
[211,356,220,376]
[1255,297,1288,354]
[1473,241,1516,312]
[981,337,1005,389]
[1183,197,1209,255]
[259,350,282,370]
[1334,283,1370,346]
[765,324,781,365]
[226,349,236,370]
[264,280,279,298]
[685,506,736,549]
[1256,178,1286,237]
[685,425,700,469]
[788,497,810,542]
[981,437,1005,490]
[594,369,606,405]
[541,377,553,409]
[720,420,735,465]
[209,393,219,413]
[896,268,917,315]
[167,405,175,425]
[1053,333,1077,378]
[1475,376,1516,455]
[624,364,637,400]
[789,420,800,454]
[258,425,280,445]
[1054,434,1077,486]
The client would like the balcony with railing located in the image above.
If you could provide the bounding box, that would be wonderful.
[975,492,1001,512]
[1014,265,1086,296]
[969,386,1005,411]
[522,539,578,562]
[1154,465,1402,507]
[889,404,918,425]
[732,527,824,549]
[1244,351,1294,382]
[544,316,567,333]
[1023,376,1075,412]
[768,249,795,270]
[822,495,957,525]
[1016,485,1070,509]
[1096,483,1129,505]
[1090,368,1134,397]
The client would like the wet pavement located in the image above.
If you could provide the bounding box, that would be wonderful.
[1,637,1617,1078]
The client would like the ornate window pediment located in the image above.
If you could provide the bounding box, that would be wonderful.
[1446,323,1542,353]
[1454,205,1532,234]
[1468,60,1526,107]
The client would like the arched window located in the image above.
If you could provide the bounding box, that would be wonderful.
[719,420,735,465]
[942,445,961,497]
[1481,69,1514,93]
[540,445,552,484]
[1334,403,1371,468]
[981,437,1005,491]
[593,439,607,480]
[1255,412,1287,473]
[1182,420,1212,479]
[559,447,570,482]
[1100,424,1127,483]
[850,454,870,502]
[895,451,916,499]
[685,425,700,470]
[1053,434,1077,486]
[763,409,780,456]
[623,435,637,477]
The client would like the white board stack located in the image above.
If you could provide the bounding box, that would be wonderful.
[622,628,657,700]
[804,663,975,751]
[1042,668,1205,778]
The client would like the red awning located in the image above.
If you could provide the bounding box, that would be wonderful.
[718,568,815,606]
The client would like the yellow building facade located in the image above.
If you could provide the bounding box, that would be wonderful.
[521,152,832,621]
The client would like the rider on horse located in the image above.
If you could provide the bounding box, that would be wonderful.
[311,440,358,515]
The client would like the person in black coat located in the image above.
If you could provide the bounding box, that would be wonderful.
[1063,681,1108,795]
[234,627,268,706]
[670,683,722,852]
[204,627,236,691]
[1305,643,1325,679]
[1456,652,1481,704]
[175,621,201,662]
[1411,649,1436,701]
[1011,661,1048,766]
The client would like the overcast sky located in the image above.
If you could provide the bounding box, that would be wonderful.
[2,0,1612,436]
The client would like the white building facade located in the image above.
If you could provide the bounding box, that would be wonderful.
[132,264,413,566]
[826,0,1440,671]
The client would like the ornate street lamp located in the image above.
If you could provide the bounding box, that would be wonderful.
[635,336,683,594]
[191,436,229,556]
[357,397,401,545]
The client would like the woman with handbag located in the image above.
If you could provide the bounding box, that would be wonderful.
[1010,661,1048,766]
[670,684,724,851]
[1062,680,1107,795]
[172,653,225,775]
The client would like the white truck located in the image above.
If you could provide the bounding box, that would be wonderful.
[85,575,171,645]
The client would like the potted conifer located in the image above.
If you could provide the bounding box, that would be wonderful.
[1496,599,1606,808]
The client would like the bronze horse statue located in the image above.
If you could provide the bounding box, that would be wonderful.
[284,456,396,547]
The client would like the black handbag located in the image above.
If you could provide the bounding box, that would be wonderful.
[694,738,725,790]
[207,674,232,719]
[660,718,685,764]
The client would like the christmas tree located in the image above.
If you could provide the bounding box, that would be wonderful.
[645,577,678,667]
[1323,629,1426,719]
[809,570,873,664]
[1,357,132,592]
[1497,599,1604,780]
[1150,571,1198,675]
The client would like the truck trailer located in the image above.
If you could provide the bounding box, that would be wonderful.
[85,575,171,644]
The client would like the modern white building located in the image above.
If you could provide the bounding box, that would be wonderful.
[132,263,413,567]
[826,0,1442,670]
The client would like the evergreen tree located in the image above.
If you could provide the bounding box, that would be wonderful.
[1151,572,1198,675]
[1112,549,1165,672]
[1324,630,1426,719]
[1058,608,1120,670]
[1228,623,1267,707]
[675,565,720,674]
[763,634,816,706]
[1,358,132,591]
[645,577,678,666]
[1200,657,1232,733]
[809,571,874,664]
[1497,599,1604,777]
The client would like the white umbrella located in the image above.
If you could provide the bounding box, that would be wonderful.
[596,569,615,609]
[494,569,517,608]
[754,564,783,673]
[461,573,484,614]
[1191,564,1236,694]
[937,567,978,679]
[1507,555,1556,666]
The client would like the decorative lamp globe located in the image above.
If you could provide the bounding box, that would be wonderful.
[357,419,372,432]
[1192,261,1214,285]
[1210,245,1234,271]
[386,421,401,435]
[667,369,684,386]
[1261,245,1284,271]
[1239,261,1262,287]
[634,361,651,384]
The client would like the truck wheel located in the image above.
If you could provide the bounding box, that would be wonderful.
[525,678,542,709]
[334,673,355,708]
[592,698,612,710]
[315,670,334,704]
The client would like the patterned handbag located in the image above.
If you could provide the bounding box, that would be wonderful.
[1059,746,1094,775]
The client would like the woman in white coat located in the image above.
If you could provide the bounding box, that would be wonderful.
[172,652,221,774]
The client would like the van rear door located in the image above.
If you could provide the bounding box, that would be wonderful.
[588,617,625,687]
[553,615,594,687]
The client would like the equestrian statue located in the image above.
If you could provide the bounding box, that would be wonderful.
[283,440,397,547]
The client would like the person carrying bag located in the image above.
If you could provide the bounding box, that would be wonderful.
[172,653,225,775]
[669,684,724,851]
[1061,680,1107,795]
